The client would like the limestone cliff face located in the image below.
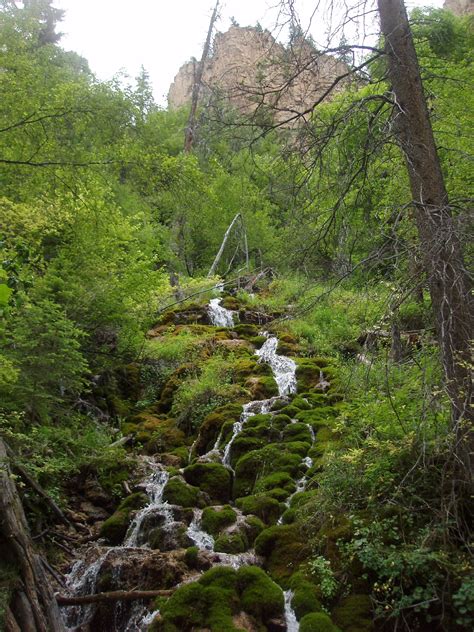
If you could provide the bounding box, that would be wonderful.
[168,26,351,122]
[443,0,474,15]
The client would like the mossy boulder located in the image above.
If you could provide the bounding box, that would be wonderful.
[148,523,192,551]
[255,471,296,494]
[243,515,265,544]
[99,492,148,544]
[201,505,237,536]
[255,523,309,582]
[245,375,279,400]
[158,363,195,412]
[214,531,248,554]
[195,403,242,454]
[235,493,282,525]
[162,477,200,508]
[300,612,341,632]
[157,565,284,631]
[296,358,335,393]
[289,572,323,619]
[232,323,259,338]
[234,444,303,498]
[237,565,284,622]
[283,422,313,444]
[221,295,241,311]
[278,404,302,418]
[332,594,373,632]
[183,462,231,503]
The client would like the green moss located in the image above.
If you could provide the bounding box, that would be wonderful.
[99,492,148,544]
[266,487,292,502]
[249,334,267,348]
[255,471,296,494]
[278,404,302,418]
[243,515,265,543]
[283,422,313,443]
[201,505,237,536]
[235,493,282,524]
[289,572,323,619]
[245,375,279,399]
[158,363,195,412]
[229,435,266,466]
[168,445,189,465]
[232,323,259,337]
[332,594,373,632]
[300,612,341,632]
[296,408,337,426]
[199,566,238,589]
[283,440,312,457]
[159,582,208,629]
[184,545,199,568]
[183,462,231,503]
[255,523,309,582]
[233,444,303,497]
[221,296,240,310]
[237,566,284,621]
[291,396,313,410]
[195,403,242,454]
[163,477,200,507]
[214,532,247,553]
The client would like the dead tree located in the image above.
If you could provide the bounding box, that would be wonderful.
[377,0,473,491]
[0,439,65,632]
[184,1,220,152]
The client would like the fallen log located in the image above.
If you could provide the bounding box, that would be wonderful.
[56,589,172,606]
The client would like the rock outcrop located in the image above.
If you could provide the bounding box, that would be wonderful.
[443,0,474,16]
[168,26,352,123]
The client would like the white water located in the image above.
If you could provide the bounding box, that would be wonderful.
[208,297,235,327]
[125,466,171,547]
[256,334,297,396]
[284,590,299,632]
[186,509,215,550]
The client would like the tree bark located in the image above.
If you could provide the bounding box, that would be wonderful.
[0,439,65,632]
[56,589,172,606]
[184,1,220,152]
[377,0,473,485]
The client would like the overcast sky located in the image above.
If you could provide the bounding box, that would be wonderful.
[54,0,445,106]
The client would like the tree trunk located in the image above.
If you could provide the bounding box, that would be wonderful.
[184,1,220,152]
[377,0,473,486]
[0,440,65,632]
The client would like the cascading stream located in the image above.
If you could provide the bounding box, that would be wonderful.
[64,297,303,631]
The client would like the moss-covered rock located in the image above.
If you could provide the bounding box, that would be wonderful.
[244,375,279,400]
[232,323,260,338]
[255,471,296,494]
[278,404,302,418]
[194,403,242,454]
[243,515,265,544]
[235,493,282,525]
[300,612,341,632]
[158,363,195,413]
[214,531,247,554]
[288,572,323,619]
[221,295,241,311]
[283,422,313,444]
[99,492,148,544]
[201,505,237,536]
[237,565,284,622]
[233,444,303,498]
[255,523,309,582]
[332,594,373,632]
[183,462,231,503]
[162,477,200,507]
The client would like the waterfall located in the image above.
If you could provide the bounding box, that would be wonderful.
[208,297,235,327]
[256,334,297,396]
[284,590,299,632]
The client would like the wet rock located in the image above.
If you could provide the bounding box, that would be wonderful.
[267,616,287,631]
[148,521,193,551]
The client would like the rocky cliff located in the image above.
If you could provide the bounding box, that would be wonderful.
[444,0,474,16]
[168,26,351,123]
